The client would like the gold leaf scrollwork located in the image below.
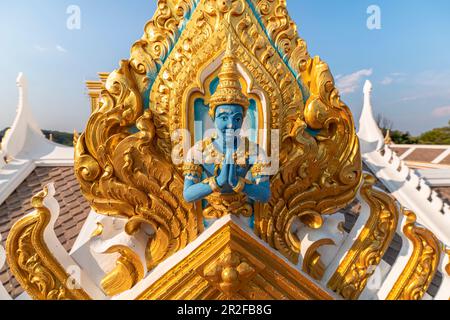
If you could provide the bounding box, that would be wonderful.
[100,245,145,297]
[138,2,363,266]
[386,210,441,300]
[327,174,399,300]
[6,186,91,300]
[74,0,202,272]
[255,55,362,264]
[302,239,335,281]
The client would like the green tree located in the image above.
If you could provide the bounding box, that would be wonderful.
[0,128,74,147]
[418,121,450,145]
[42,130,74,147]
[390,130,419,145]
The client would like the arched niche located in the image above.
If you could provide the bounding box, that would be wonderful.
[184,51,270,153]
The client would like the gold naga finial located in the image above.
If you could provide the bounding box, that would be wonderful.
[209,35,250,118]
[384,129,393,145]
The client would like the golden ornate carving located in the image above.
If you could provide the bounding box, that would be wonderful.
[209,35,250,117]
[100,245,145,297]
[137,219,334,300]
[75,0,362,273]
[384,129,393,145]
[85,80,103,114]
[204,193,253,219]
[75,0,202,272]
[6,186,91,300]
[386,210,441,300]
[446,248,450,277]
[447,249,450,301]
[302,239,335,281]
[327,174,399,300]
[91,222,104,238]
[203,250,256,298]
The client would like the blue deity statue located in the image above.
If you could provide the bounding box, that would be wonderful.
[183,42,271,222]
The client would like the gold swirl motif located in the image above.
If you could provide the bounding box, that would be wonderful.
[6,186,91,300]
[91,222,104,238]
[100,245,145,297]
[204,193,253,219]
[446,249,450,300]
[302,239,335,281]
[327,174,399,300]
[386,210,441,300]
[74,1,203,273]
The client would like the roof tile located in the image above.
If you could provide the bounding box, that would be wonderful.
[405,148,446,163]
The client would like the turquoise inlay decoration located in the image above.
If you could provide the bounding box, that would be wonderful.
[244,0,310,104]
[128,125,140,134]
[143,63,162,111]
[194,98,213,143]
[210,77,220,95]
[249,214,255,230]
[306,127,321,137]
[247,99,258,143]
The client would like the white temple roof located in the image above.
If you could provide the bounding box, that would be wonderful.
[358,80,450,245]
[0,73,74,206]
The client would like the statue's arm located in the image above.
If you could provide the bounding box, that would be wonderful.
[244,155,271,203]
[183,177,215,203]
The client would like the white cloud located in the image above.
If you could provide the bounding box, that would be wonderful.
[432,106,450,117]
[336,69,373,94]
[398,95,423,102]
[381,77,394,85]
[56,45,67,53]
[34,45,48,52]
[34,44,68,53]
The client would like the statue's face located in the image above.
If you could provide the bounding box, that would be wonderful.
[214,104,244,135]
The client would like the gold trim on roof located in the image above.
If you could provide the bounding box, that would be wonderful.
[302,238,335,281]
[327,174,399,300]
[6,186,91,300]
[446,249,450,277]
[386,210,441,300]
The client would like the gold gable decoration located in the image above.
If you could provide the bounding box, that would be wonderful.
[74,0,362,272]
[4,2,445,301]
[136,219,334,300]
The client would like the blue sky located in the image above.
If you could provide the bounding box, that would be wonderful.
[0,0,449,135]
